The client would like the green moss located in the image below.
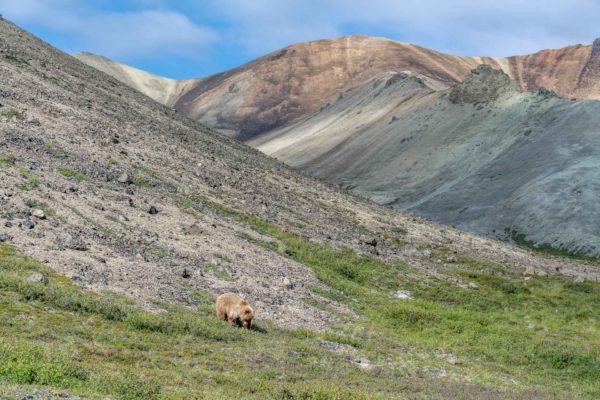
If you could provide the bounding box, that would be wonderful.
[174,195,195,209]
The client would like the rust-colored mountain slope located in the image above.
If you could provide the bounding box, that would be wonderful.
[172,36,510,139]
[507,40,597,99]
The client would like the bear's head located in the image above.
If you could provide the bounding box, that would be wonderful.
[238,300,254,329]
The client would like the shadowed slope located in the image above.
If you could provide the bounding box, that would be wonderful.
[257,66,600,256]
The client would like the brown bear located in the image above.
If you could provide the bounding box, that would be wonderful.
[216,293,254,329]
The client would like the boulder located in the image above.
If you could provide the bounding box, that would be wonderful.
[27,273,49,285]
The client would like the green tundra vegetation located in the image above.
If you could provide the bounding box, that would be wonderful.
[1,209,599,399]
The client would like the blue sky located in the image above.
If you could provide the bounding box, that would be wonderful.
[1,0,599,79]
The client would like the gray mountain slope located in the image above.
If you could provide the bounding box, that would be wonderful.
[257,66,600,255]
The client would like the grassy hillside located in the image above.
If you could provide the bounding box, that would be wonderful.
[2,214,600,399]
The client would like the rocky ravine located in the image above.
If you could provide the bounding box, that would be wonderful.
[2,18,598,335]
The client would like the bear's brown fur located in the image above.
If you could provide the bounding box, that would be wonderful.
[215,293,254,329]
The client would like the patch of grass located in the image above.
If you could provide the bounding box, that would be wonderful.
[391,226,408,235]
[0,342,87,386]
[105,215,132,231]
[0,152,16,167]
[43,143,68,159]
[131,175,151,188]
[0,109,24,120]
[25,198,56,217]
[202,262,232,281]
[213,253,233,263]
[146,244,168,258]
[174,195,195,209]
[3,54,29,65]
[317,201,329,210]
[64,205,115,239]
[15,166,40,190]
[190,289,216,314]
[57,166,90,182]
[306,284,346,303]
[508,228,600,264]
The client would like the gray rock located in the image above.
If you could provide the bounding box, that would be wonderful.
[64,236,88,251]
[282,276,294,289]
[392,290,413,300]
[468,282,479,289]
[31,208,46,219]
[0,233,10,242]
[351,357,372,369]
[27,273,49,285]
[117,173,130,184]
[24,218,36,229]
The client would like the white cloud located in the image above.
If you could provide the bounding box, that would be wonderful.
[203,0,600,57]
[1,0,599,74]
[0,0,218,59]
[75,10,217,59]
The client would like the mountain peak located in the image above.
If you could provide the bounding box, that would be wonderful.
[448,64,520,104]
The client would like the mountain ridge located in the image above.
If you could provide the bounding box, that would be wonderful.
[76,35,599,140]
